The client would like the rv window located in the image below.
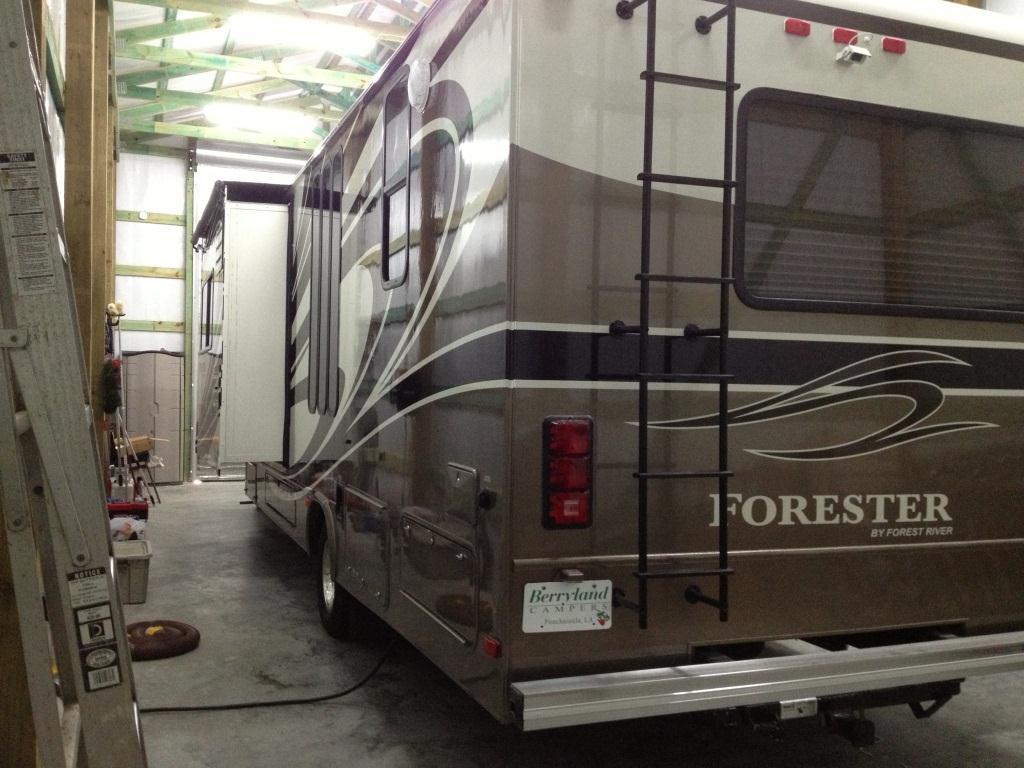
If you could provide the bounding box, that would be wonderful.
[382,76,410,288]
[308,171,322,414]
[328,154,343,415]
[201,274,213,349]
[736,90,1024,321]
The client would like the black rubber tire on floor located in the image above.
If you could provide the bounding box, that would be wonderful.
[127,620,200,661]
[316,527,351,640]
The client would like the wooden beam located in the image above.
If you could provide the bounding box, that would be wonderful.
[92,2,112,436]
[116,209,186,225]
[120,0,409,42]
[115,15,227,45]
[119,319,186,332]
[65,0,95,378]
[120,119,320,150]
[373,0,421,24]
[108,103,117,302]
[118,85,342,122]
[117,44,374,89]
[44,17,64,119]
[182,142,196,479]
[115,44,309,86]
[29,0,45,69]
[115,265,185,279]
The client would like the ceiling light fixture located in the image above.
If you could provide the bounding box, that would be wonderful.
[228,13,378,58]
[202,102,318,136]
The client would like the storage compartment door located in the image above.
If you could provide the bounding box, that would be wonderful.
[221,202,287,462]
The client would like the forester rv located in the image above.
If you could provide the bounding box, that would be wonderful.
[222,0,1024,733]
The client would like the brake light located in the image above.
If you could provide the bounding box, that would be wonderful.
[543,417,593,529]
[547,419,591,455]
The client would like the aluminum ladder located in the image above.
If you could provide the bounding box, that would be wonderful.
[611,0,737,628]
[0,0,147,764]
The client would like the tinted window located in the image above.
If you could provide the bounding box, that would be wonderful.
[737,91,1024,320]
[382,76,410,288]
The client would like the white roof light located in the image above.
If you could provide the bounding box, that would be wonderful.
[203,102,318,136]
[228,13,378,58]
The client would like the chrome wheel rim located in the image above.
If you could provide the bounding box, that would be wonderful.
[321,541,335,611]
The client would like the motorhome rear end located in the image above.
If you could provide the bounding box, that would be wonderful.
[239,0,1024,731]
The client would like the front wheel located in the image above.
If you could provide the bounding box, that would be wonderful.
[316,527,351,639]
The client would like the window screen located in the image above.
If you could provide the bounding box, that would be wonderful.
[737,90,1024,320]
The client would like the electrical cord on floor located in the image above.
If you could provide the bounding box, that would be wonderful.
[138,636,397,714]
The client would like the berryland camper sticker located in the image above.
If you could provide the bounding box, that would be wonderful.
[523,581,612,633]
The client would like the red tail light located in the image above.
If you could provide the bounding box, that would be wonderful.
[543,417,593,529]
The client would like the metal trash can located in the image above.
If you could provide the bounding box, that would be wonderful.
[113,540,152,604]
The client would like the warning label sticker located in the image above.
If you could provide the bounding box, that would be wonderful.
[0,151,55,295]
[67,568,110,609]
[68,567,122,692]
[80,644,122,691]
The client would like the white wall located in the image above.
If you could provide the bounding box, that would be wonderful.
[987,0,1024,15]
[115,153,188,353]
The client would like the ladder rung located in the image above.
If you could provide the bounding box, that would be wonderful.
[641,71,740,91]
[635,568,735,580]
[636,273,735,285]
[639,173,736,189]
[637,372,733,382]
[635,470,733,480]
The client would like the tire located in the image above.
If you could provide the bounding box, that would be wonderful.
[316,526,351,639]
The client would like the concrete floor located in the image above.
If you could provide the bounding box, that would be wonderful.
[127,482,1024,768]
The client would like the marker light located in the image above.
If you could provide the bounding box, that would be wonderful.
[882,36,907,54]
[785,18,811,37]
[833,27,859,44]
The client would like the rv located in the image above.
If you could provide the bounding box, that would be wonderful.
[194,182,291,476]
[226,0,1024,733]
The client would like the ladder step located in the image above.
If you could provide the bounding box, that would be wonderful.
[638,173,736,189]
[635,470,733,480]
[635,568,735,580]
[641,71,740,91]
[637,372,733,382]
[636,273,735,285]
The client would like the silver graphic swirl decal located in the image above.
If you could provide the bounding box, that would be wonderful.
[646,350,997,461]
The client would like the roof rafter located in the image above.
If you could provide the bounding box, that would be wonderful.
[118,85,344,122]
[118,43,374,89]
[121,119,321,150]
[115,15,227,45]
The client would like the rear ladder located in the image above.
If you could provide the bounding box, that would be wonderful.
[611,0,738,628]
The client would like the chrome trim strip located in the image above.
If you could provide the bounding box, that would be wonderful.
[512,538,1024,569]
[511,631,1024,731]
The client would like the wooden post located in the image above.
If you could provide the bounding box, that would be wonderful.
[64,0,95,383]
[28,0,46,70]
[92,2,111,440]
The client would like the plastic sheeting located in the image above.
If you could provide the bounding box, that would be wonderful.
[116,153,186,214]
[120,331,184,354]
[115,275,184,322]
[116,221,184,268]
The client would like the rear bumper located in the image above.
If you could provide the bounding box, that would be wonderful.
[510,631,1024,730]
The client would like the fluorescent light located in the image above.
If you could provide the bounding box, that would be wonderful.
[196,148,307,167]
[203,103,318,136]
[228,13,377,58]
